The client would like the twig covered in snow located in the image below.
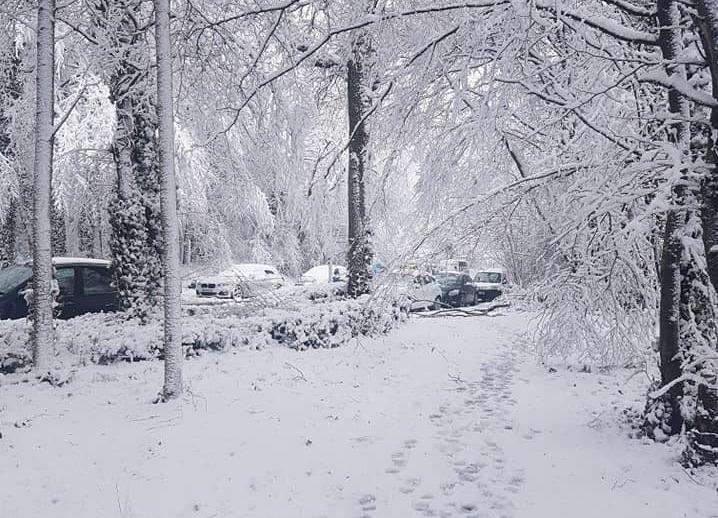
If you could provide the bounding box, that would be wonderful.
[417,303,511,318]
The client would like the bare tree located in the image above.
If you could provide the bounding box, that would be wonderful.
[32,0,56,373]
[154,0,182,400]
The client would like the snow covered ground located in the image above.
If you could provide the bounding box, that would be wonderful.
[1,311,717,518]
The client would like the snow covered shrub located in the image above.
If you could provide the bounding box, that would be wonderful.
[0,291,411,373]
[108,194,160,320]
[0,318,31,373]
[268,292,410,350]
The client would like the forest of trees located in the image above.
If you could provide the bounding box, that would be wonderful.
[1,0,717,466]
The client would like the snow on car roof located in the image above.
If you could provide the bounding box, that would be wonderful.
[52,257,111,266]
[305,264,346,274]
[227,263,279,272]
[233,263,277,269]
[221,263,282,278]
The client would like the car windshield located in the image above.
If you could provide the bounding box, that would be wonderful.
[0,265,32,294]
[437,274,461,287]
[477,272,502,283]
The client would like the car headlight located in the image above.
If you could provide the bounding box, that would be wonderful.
[448,289,459,296]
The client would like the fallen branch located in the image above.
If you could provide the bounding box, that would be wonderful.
[417,302,511,318]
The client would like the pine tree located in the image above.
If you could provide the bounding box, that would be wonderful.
[92,0,163,319]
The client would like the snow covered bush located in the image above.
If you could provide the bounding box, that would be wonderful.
[269,293,410,350]
[0,291,411,373]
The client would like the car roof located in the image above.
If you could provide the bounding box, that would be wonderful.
[17,257,111,267]
[222,263,281,276]
[305,264,346,274]
[52,257,111,267]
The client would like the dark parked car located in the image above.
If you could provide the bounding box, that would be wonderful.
[0,257,119,320]
[437,271,478,307]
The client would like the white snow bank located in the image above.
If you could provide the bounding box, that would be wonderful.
[1,314,715,517]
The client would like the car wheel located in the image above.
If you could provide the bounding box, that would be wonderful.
[432,296,442,310]
[473,293,478,306]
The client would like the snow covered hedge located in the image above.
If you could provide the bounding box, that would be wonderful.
[0,292,411,374]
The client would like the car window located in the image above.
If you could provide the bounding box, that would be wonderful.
[55,267,75,296]
[0,265,31,293]
[82,267,113,295]
[477,272,502,283]
[264,269,276,275]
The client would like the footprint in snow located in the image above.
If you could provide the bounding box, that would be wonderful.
[399,477,421,494]
[357,494,376,513]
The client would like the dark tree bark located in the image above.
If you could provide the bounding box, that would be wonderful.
[643,0,692,439]
[50,190,66,256]
[346,31,373,298]
[642,0,718,467]
[0,200,16,266]
[655,212,683,435]
[695,0,718,292]
[684,0,718,466]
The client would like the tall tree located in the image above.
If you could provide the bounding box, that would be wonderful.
[92,0,163,320]
[346,28,373,297]
[685,0,718,466]
[696,0,718,292]
[155,0,182,400]
[32,0,56,372]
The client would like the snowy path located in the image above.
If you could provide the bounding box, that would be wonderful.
[1,313,717,518]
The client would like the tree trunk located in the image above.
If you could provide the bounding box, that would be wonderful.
[642,0,718,466]
[154,0,182,400]
[695,0,718,292]
[31,0,56,373]
[346,31,373,298]
[644,0,693,438]
[655,212,683,435]
[650,0,692,435]
[684,0,718,466]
